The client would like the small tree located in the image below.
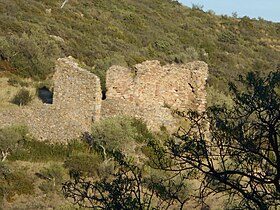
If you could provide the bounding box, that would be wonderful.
[11,88,32,106]
[86,116,154,159]
[161,71,280,209]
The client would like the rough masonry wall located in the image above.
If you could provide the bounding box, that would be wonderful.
[102,60,208,131]
[0,57,102,142]
[53,57,102,123]
[0,57,207,141]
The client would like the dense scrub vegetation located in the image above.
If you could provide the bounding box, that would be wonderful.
[1,71,279,209]
[0,0,279,93]
[0,117,163,209]
[62,70,280,210]
[0,0,280,209]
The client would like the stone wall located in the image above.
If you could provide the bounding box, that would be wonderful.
[0,57,102,142]
[102,60,208,131]
[53,57,102,123]
[0,57,208,142]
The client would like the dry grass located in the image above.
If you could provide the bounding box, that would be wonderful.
[1,160,74,210]
[259,38,280,52]
[0,78,18,109]
[0,77,39,110]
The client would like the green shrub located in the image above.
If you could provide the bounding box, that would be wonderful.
[64,153,103,177]
[37,163,66,193]
[0,165,34,203]
[0,125,28,161]
[170,47,199,63]
[11,88,32,106]
[0,29,60,79]
[67,139,90,155]
[9,140,69,162]
[6,170,35,197]
[90,116,154,153]
[9,139,90,162]
[206,86,233,107]
[218,31,239,44]
[130,118,154,143]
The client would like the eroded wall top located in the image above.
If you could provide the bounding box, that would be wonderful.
[0,57,208,141]
[102,60,208,131]
[0,56,102,142]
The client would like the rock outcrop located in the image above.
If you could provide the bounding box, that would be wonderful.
[0,57,208,142]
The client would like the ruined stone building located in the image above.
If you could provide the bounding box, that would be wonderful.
[0,56,208,142]
[103,60,208,131]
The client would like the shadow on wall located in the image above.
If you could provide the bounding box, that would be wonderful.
[38,87,53,104]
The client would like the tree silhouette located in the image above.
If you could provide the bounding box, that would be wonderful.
[162,71,280,209]
[62,70,280,210]
[62,150,189,209]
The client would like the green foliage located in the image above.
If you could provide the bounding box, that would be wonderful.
[5,170,35,198]
[0,125,28,161]
[170,47,199,64]
[0,0,279,94]
[9,139,90,162]
[0,164,35,203]
[0,29,60,79]
[162,70,280,210]
[64,153,103,177]
[37,163,66,193]
[218,31,239,44]
[11,88,32,106]
[90,116,154,153]
[7,75,29,87]
[62,151,187,209]
[9,140,68,162]
[206,86,233,107]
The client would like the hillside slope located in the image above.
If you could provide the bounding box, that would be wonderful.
[0,0,279,92]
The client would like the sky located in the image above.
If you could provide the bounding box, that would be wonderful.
[179,0,280,23]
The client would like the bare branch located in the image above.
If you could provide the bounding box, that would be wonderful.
[60,0,69,9]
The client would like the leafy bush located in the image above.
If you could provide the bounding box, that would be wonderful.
[9,139,90,162]
[171,47,199,63]
[9,140,69,162]
[11,88,32,106]
[37,164,66,193]
[0,29,60,79]
[0,125,28,161]
[218,31,239,44]
[89,116,154,154]
[64,153,103,177]
[0,164,35,203]
[206,86,233,107]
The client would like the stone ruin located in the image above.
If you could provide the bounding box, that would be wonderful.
[0,56,208,142]
[0,57,101,142]
[103,60,208,131]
